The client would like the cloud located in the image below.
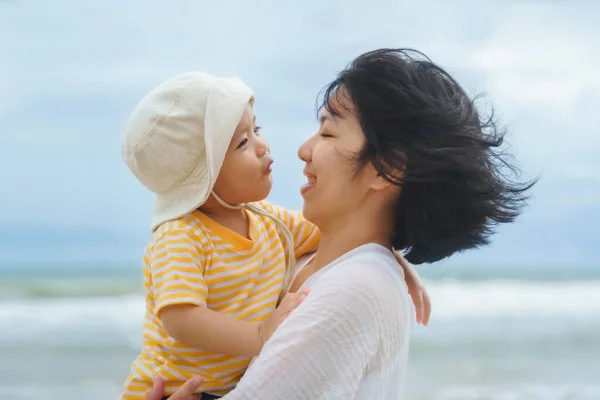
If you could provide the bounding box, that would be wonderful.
[464,1,600,213]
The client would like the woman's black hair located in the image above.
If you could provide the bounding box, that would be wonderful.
[318,48,536,264]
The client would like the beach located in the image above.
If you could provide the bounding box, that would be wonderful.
[1,265,599,400]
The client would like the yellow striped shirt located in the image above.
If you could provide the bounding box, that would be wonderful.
[119,201,320,399]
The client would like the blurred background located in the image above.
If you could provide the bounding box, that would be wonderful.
[1,1,599,399]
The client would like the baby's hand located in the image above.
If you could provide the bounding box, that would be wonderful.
[394,251,431,325]
[260,289,310,344]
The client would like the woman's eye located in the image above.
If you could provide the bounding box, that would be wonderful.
[237,138,249,149]
[320,133,333,138]
[254,126,262,134]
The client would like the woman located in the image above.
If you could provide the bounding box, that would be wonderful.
[148,48,534,399]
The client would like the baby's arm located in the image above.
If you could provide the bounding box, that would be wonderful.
[161,305,261,356]
[160,292,306,356]
[394,251,431,325]
[150,228,306,356]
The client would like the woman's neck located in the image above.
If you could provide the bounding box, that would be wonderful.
[311,209,394,272]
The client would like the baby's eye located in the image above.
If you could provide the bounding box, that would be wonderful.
[254,126,262,135]
[237,138,249,149]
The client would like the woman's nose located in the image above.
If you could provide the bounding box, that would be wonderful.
[297,137,313,163]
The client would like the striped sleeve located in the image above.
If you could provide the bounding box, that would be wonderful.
[148,228,207,315]
[256,201,320,258]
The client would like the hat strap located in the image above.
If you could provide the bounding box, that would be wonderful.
[209,190,297,303]
[211,190,244,209]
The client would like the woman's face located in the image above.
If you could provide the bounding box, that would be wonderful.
[297,91,384,228]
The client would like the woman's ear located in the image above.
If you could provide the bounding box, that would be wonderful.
[370,163,404,191]
[370,174,393,191]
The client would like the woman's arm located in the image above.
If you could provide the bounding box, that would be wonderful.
[220,263,411,399]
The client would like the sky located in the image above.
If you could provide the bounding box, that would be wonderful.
[0,0,598,270]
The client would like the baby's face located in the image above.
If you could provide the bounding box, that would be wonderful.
[212,104,274,204]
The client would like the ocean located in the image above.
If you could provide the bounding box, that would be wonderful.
[1,265,599,400]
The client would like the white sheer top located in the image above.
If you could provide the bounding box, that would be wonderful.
[221,243,415,399]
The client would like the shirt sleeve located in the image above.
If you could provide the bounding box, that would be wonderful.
[220,265,400,399]
[255,200,320,258]
[147,228,208,315]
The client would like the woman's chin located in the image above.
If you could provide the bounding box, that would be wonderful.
[301,202,320,226]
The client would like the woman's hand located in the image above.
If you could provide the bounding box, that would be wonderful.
[145,375,203,400]
[394,251,431,325]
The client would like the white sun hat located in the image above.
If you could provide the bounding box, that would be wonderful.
[121,71,254,232]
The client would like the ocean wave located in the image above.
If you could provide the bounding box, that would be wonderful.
[1,280,600,347]
[0,294,144,348]
[424,279,600,318]
[0,277,142,299]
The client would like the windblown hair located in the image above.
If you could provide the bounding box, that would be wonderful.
[318,48,536,264]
